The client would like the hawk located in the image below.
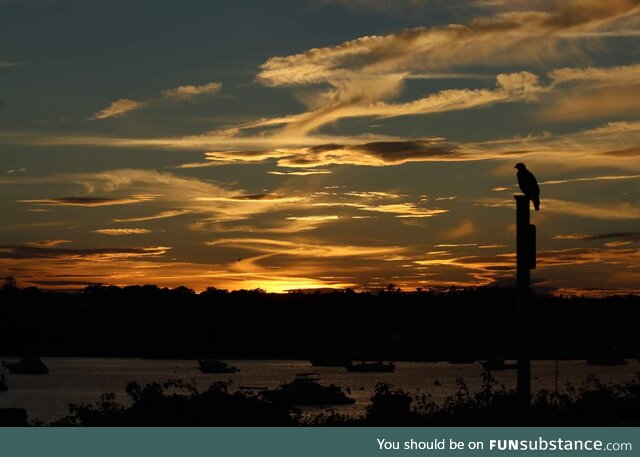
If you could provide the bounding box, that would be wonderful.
[515,163,540,211]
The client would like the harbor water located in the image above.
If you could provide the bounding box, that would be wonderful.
[1,358,639,423]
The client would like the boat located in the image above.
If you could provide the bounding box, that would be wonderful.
[197,359,239,373]
[345,361,395,372]
[480,358,517,371]
[2,357,48,374]
[261,373,354,405]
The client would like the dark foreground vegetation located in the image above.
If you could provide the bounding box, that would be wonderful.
[36,372,640,426]
[2,278,640,360]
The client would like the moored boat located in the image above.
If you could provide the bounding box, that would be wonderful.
[345,361,395,372]
[480,358,517,371]
[197,359,240,373]
[261,373,354,405]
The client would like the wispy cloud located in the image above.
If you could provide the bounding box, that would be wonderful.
[112,210,191,223]
[285,215,340,222]
[91,81,222,120]
[540,174,640,185]
[24,239,72,247]
[530,64,640,121]
[312,200,448,218]
[6,114,640,174]
[91,99,145,120]
[161,82,222,100]
[255,0,639,135]
[553,231,640,241]
[477,198,640,220]
[267,169,332,176]
[549,64,640,87]
[17,195,155,207]
[250,72,545,136]
[205,237,405,258]
[444,219,476,239]
[93,228,152,235]
[0,244,169,260]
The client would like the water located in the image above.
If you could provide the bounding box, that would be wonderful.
[1,358,638,423]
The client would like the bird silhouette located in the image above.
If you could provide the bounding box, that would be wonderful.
[515,163,540,210]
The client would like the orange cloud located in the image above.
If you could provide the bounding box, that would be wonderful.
[91,99,144,120]
[161,82,222,100]
[93,228,152,235]
[18,195,155,207]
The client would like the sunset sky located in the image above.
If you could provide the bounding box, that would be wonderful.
[1,0,639,295]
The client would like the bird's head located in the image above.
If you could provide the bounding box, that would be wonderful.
[514,163,526,170]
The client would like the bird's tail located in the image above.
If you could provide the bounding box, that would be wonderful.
[533,199,540,211]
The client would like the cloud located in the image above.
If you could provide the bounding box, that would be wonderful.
[540,174,640,185]
[6,167,27,174]
[267,169,332,176]
[205,237,405,258]
[477,198,640,220]
[545,199,640,220]
[552,233,593,240]
[445,219,476,239]
[345,191,403,199]
[7,115,640,172]
[285,215,340,221]
[270,138,470,167]
[247,2,640,135]
[538,86,640,121]
[554,231,640,241]
[24,239,71,247]
[93,228,152,235]
[195,194,305,204]
[112,210,191,223]
[549,64,640,87]
[535,64,640,121]
[91,99,144,120]
[91,81,223,120]
[413,244,640,293]
[360,203,448,218]
[258,2,639,93]
[312,200,448,218]
[250,72,544,136]
[17,195,155,207]
[161,82,222,100]
[435,243,478,248]
[5,168,356,228]
[0,244,168,260]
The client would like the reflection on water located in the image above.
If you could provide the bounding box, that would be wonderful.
[0,358,638,423]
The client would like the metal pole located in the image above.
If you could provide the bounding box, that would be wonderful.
[515,195,531,419]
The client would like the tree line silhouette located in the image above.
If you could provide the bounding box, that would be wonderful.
[1,278,639,360]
